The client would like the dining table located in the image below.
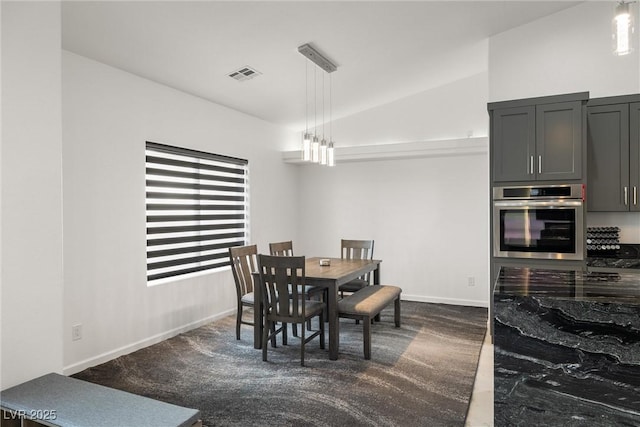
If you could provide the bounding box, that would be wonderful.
[253,256,381,360]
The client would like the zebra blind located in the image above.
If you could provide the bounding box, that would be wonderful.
[146,141,248,283]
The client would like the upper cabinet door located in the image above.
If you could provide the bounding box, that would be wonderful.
[536,101,583,181]
[630,102,640,211]
[587,103,629,212]
[492,106,535,182]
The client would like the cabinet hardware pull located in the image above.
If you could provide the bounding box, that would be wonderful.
[529,156,534,175]
[624,186,628,205]
[538,155,542,175]
[634,186,638,206]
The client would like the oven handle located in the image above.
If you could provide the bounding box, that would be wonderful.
[494,200,584,208]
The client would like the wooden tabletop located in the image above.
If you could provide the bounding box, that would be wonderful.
[304,257,381,284]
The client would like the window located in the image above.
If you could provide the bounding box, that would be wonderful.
[145,141,248,283]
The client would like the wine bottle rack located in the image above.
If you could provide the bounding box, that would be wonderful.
[586,226,620,256]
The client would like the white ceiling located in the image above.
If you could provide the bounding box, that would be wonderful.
[61,1,581,131]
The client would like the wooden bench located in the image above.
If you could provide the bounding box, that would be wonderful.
[0,373,202,427]
[338,285,402,360]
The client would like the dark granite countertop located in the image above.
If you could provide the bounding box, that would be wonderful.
[586,243,640,269]
[495,266,640,305]
[493,266,640,425]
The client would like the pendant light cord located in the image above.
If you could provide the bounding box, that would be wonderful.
[322,72,325,139]
[305,60,308,134]
[330,73,332,142]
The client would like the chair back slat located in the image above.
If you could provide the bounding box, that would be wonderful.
[258,254,306,323]
[229,245,258,298]
[269,240,294,257]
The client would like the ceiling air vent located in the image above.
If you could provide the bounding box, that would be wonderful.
[228,66,261,82]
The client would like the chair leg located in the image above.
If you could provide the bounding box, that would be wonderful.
[395,297,401,327]
[308,290,327,331]
[262,320,270,362]
[282,323,288,346]
[236,305,242,340]
[300,322,306,367]
[363,316,371,360]
[270,322,277,348]
[319,312,325,350]
[292,323,298,337]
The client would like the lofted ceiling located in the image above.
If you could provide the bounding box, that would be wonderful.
[61,1,581,131]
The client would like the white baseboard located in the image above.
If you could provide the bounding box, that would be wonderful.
[401,294,489,308]
[63,308,235,376]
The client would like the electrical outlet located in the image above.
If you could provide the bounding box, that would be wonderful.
[467,277,475,287]
[72,324,82,341]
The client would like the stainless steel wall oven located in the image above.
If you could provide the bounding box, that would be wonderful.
[493,184,585,261]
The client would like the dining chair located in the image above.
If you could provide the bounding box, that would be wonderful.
[257,254,325,366]
[339,239,375,298]
[268,240,325,334]
[228,244,259,341]
[269,240,293,256]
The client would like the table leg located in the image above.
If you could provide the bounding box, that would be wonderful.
[374,264,381,322]
[328,282,339,360]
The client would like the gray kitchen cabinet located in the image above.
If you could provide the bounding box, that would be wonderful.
[490,94,586,183]
[492,106,535,182]
[587,103,629,211]
[587,96,640,212]
[536,101,582,181]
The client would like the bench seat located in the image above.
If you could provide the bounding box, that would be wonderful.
[338,284,401,359]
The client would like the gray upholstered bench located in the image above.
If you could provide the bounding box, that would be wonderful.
[0,373,201,427]
[338,284,402,360]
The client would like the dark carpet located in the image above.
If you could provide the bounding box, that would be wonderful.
[73,301,487,427]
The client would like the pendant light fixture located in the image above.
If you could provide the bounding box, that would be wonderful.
[613,1,635,56]
[299,43,337,167]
